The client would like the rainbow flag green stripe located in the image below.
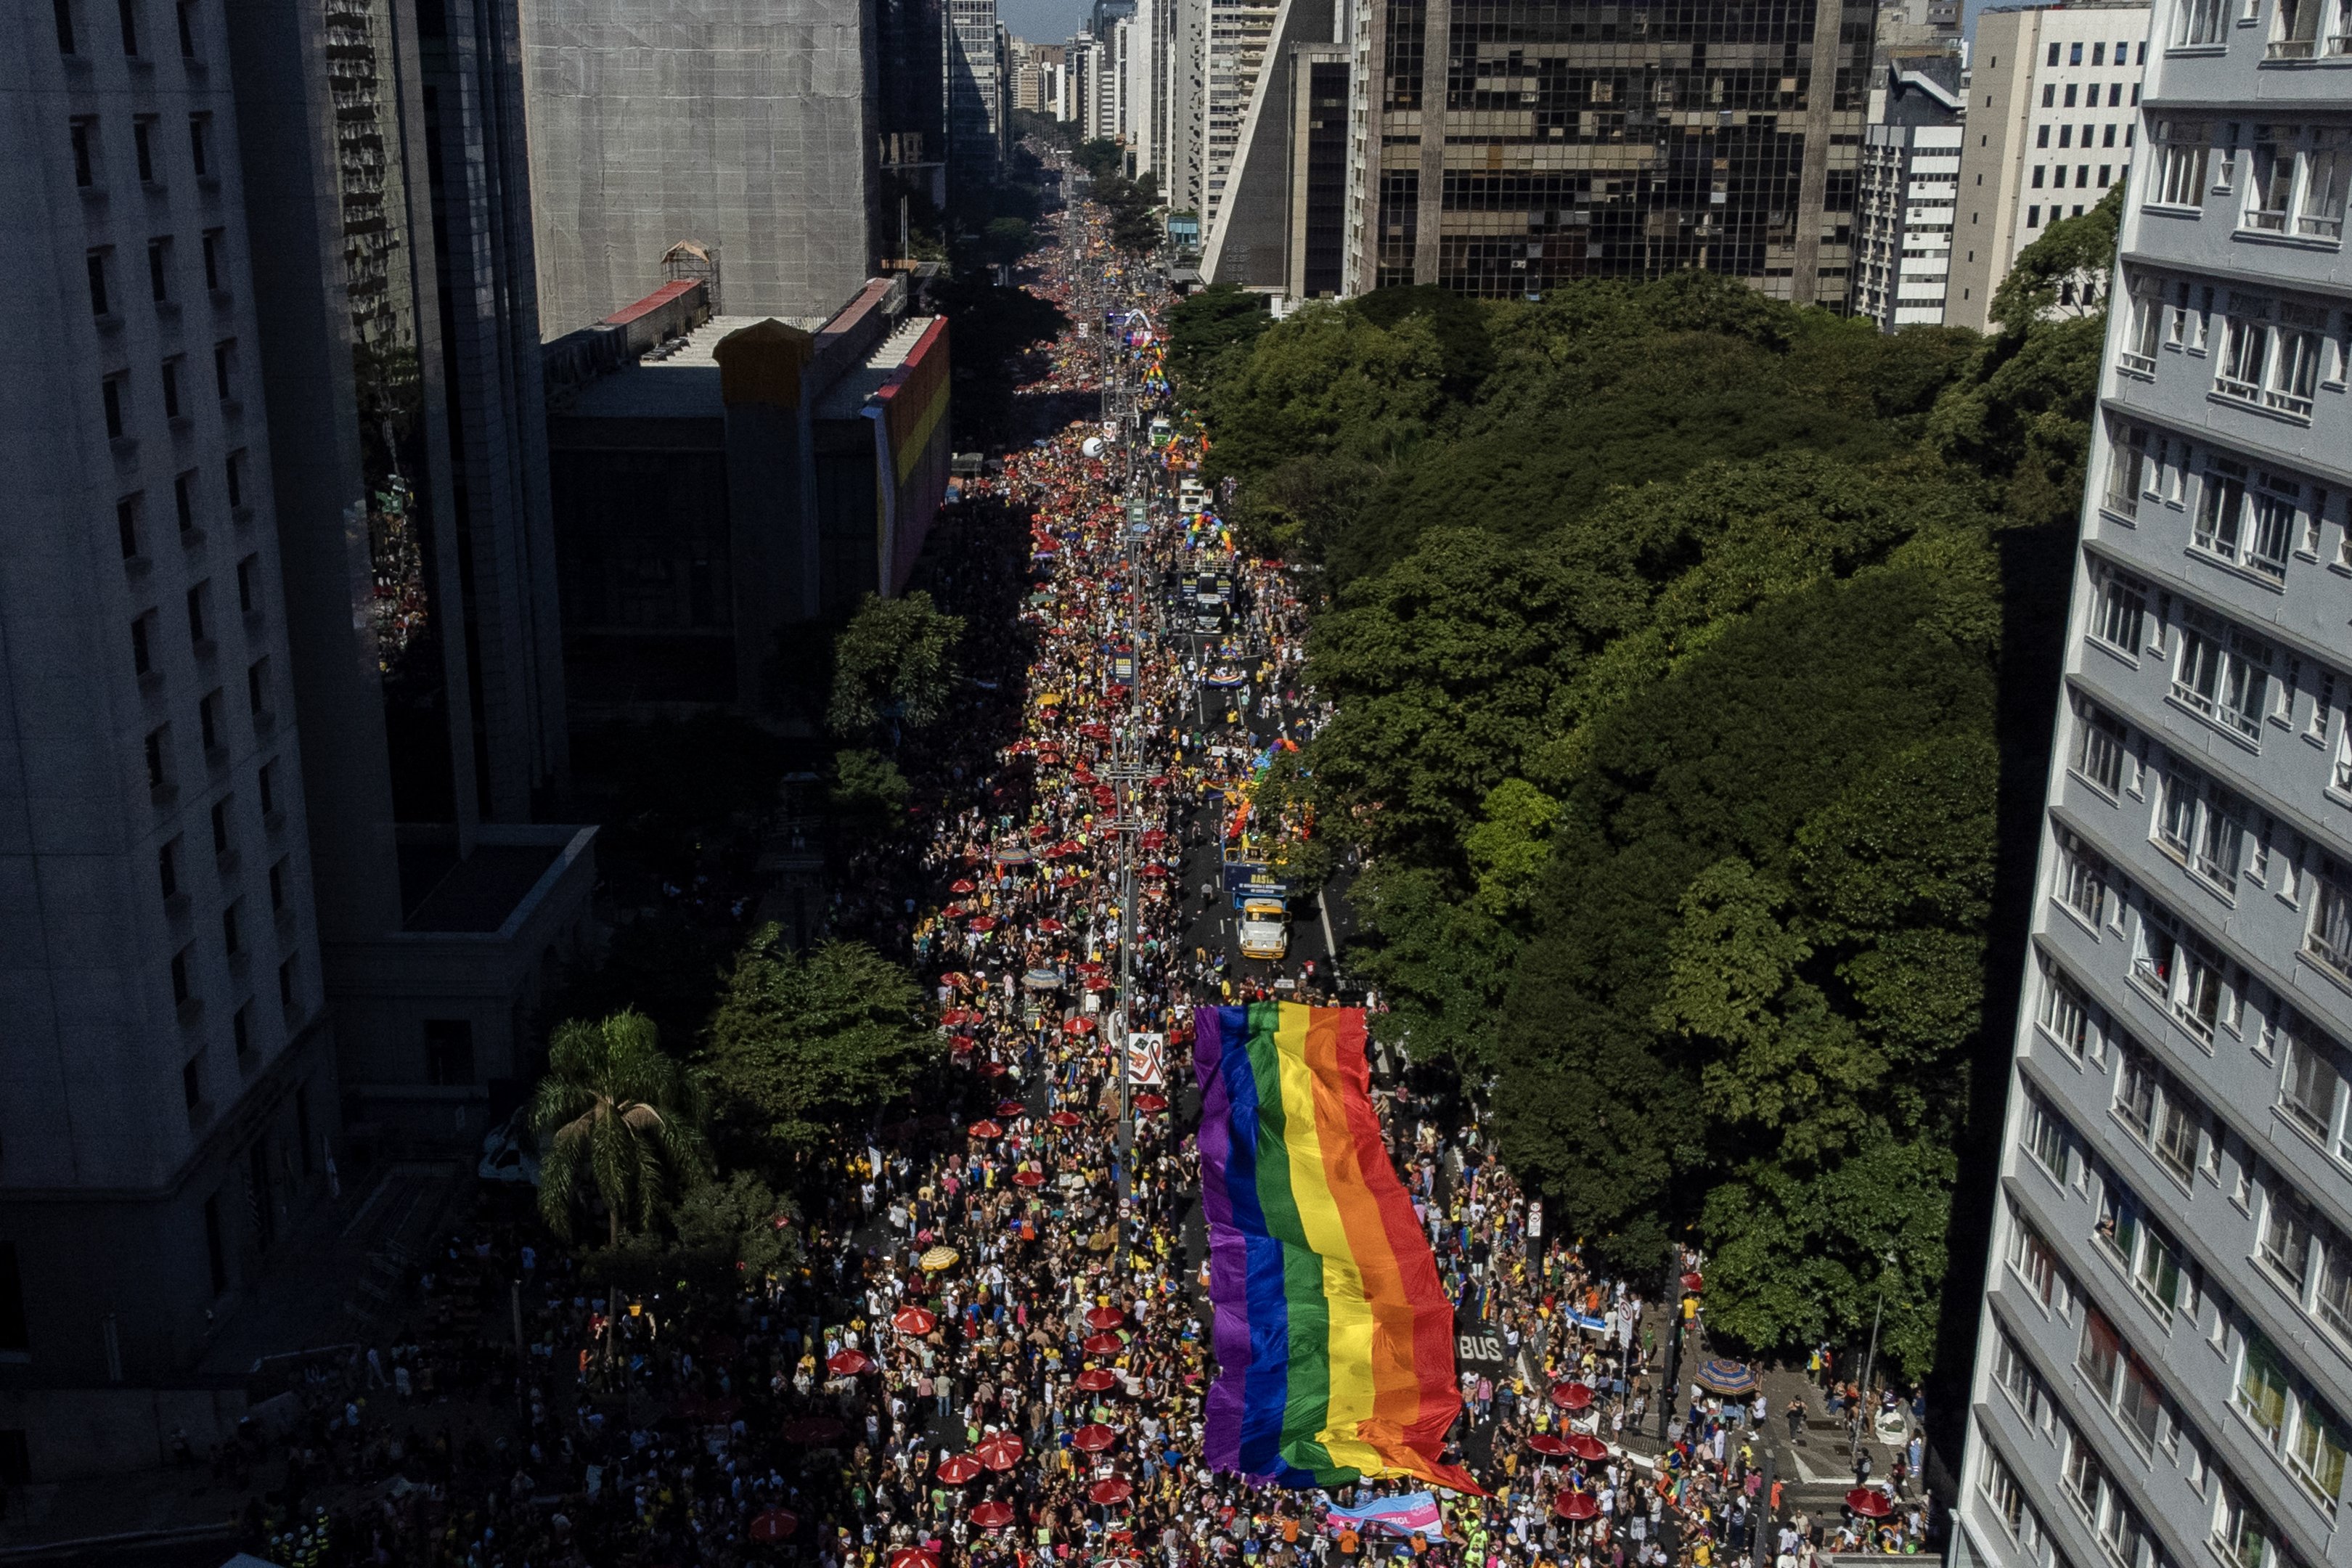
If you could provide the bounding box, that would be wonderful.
[1193,1003,1479,1493]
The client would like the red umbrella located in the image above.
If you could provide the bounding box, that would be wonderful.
[951,879,978,894]
[1088,1477,1135,1507]
[979,1060,1008,1077]
[971,1501,1016,1530]
[1133,1093,1168,1112]
[1554,1491,1598,1522]
[1846,1489,1895,1519]
[1050,1111,1083,1127]
[977,1434,1026,1469]
[1138,863,1169,879]
[1550,1381,1594,1410]
[1063,1016,1095,1034]
[1039,918,1069,934]
[1085,1306,1126,1330]
[997,1098,1026,1115]
[1072,1424,1118,1452]
[1082,1333,1123,1355]
[1139,829,1169,849]
[968,1120,1004,1139]
[1567,1433,1609,1461]
[1076,1368,1119,1392]
[890,1553,938,1568]
[1015,1169,1048,1187]
[750,1508,799,1542]
[1527,1433,1570,1456]
[892,1306,937,1334]
[937,1454,984,1484]
[969,915,998,933]
[827,1350,872,1376]
[1681,1272,1704,1293]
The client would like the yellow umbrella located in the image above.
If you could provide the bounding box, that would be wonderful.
[920,1245,961,1272]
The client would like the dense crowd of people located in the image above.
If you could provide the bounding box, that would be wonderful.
[216,163,1934,1568]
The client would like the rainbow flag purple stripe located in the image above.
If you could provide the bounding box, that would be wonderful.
[1193,1003,1479,1493]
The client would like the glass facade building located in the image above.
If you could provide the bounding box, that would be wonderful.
[1339,0,1879,302]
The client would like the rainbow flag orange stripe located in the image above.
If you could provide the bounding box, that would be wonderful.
[1193,1003,1479,1493]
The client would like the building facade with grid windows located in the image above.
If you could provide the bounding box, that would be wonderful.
[1853,57,1963,328]
[1948,1,2150,332]
[1953,0,2352,1564]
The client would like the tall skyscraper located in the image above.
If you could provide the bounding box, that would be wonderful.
[1203,0,1281,229]
[228,0,595,1155]
[1952,4,2352,1565]
[1211,0,1879,301]
[1199,0,1352,290]
[1948,2,2150,333]
[950,0,1009,183]
[1852,57,1964,330]
[0,0,332,1384]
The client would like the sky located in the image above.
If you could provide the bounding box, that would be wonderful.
[1002,0,1093,44]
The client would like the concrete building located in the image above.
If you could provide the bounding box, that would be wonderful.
[1853,57,1966,330]
[950,0,1009,181]
[226,0,597,1153]
[544,276,950,716]
[0,0,336,1392]
[1951,2,2352,1565]
[1326,0,1881,301]
[1202,0,1281,232]
[1948,3,2151,332]
[1199,0,1352,293]
[516,0,891,336]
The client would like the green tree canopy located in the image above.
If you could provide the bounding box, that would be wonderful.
[828,590,965,744]
[699,928,936,1164]
[531,1010,709,1246]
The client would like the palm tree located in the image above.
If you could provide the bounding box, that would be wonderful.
[531,1010,709,1246]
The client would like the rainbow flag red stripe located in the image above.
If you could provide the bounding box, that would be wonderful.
[1192,1003,1478,1492]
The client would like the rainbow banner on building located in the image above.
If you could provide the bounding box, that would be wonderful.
[1192,1003,1479,1493]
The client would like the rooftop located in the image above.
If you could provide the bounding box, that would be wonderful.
[565,314,828,420]
[816,315,940,421]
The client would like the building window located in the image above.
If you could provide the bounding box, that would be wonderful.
[201,229,221,292]
[2092,571,2147,656]
[2172,612,2271,743]
[2073,700,2128,794]
[147,237,168,302]
[118,496,140,559]
[174,471,195,533]
[70,117,96,187]
[247,658,268,720]
[2178,0,2228,44]
[2057,829,2111,926]
[2151,121,2212,206]
[187,115,207,178]
[2038,955,2095,1058]
[2308,863,2352,981]
[171,944,192,1005]
[102,375,126,439]
[2076,1306,2166,1451]
[117,0,137,53]
[2026,1097,2073,1182]
[160,356,180,420]
[144,724,171,792]
[132,117,155,184]
[86,250,109,316]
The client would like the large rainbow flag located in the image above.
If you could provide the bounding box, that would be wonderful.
[1192,1003,1479,1493]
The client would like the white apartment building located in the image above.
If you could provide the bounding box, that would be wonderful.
[1855,60,1967,329]
[1950,1,2152,330]
[1954,3,2352,1568]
